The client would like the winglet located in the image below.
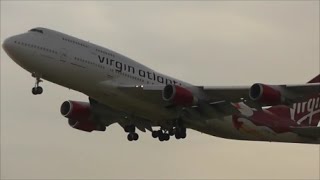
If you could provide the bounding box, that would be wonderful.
[308,74,320,83]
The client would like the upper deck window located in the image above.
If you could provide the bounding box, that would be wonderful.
[29,28,43,34]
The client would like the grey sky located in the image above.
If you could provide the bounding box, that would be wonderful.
[1,1,319,179]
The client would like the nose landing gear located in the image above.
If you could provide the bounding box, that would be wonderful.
[31,73,43,95]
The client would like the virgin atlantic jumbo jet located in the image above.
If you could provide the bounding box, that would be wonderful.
[3,27,320,144]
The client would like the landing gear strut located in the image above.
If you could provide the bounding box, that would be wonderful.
[31,73,43,95]
[174,118,187,139]
[125,125,139,141]
[174,127,187,139]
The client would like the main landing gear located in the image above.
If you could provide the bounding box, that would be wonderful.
[151,127,187,142]
[152,129,170,141]
[123,124,186,142]
[124,125,139,141]
[31,73,43,95]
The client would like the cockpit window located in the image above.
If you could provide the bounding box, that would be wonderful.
[29,28,43,34]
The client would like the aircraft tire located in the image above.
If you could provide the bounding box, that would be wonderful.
[152,131,158,138]
[133,133,139,141]
[180,132,187,139]
[158,134,165,141]
[168,129,175,136]
[36,86,43,94]
[175,133,181,139]
[164,134,170,141]
[32,87,38,95]
[127,133,133,141]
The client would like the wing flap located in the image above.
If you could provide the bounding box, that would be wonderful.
[181,101,241,121]
[201,86,250,102]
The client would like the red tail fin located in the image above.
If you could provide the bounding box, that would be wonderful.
[308,74,320,83]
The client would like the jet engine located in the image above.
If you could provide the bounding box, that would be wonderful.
[249,83,283,105]
[162,85,197,106]
[60,101,105,132]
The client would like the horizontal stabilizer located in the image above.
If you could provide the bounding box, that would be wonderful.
[291,126,320,139]
[308,74,320,83]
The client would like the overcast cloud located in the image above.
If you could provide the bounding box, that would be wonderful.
[1,1,319,179]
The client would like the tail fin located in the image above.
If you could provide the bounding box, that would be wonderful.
[308,74,320,83]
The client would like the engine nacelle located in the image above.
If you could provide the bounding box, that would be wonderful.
[249,83,283,105]
[60,100,91,121]
[162,85,197,106]
[61,101,105,132]
[68,118,105,132]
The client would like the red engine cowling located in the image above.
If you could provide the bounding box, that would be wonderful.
[68,118,96,132]
[249,83,283,105]
[60,101,105,132]
[162,85,197,106]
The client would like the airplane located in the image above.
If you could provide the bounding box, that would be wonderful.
[2,27,320,144]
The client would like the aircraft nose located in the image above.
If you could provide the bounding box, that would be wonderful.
[2,36,15,55]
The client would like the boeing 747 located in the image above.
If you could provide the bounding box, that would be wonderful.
[3,27,320,144]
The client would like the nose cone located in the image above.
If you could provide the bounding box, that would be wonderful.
[2,36,15,56]
[2,35,32,70]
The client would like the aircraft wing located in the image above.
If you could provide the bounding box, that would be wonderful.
[98,79,319,118]
[201,74,320,103]
[114,85,242,119]
[117,85,169,106]
[116,83,319,104]
[201,83,320,105]
[89,97,154,132]
[201,85,250,102]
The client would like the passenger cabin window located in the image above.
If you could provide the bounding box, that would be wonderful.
[29,28,43,34]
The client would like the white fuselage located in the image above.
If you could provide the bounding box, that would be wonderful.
[3,28,319,144]
[4,29,190,122]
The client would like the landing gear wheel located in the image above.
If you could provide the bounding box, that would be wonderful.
[36,86,43,94]
[133,133,139,141]
[164,134,170,141]
[158,131,165,142]
[180,132,187,139]
[126,126,139,142]
[174,127,187,139]
[32,87,38,95]
[159,135,165,142]
[127,133,134,141]
[152,131,159,138]
[32,86,43,95]
[169,129,175,136]
[175,133,181,139]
